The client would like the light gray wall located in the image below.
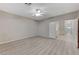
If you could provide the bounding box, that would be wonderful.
[38,11,79,38]
[0,11,38,44]
[0,10,79,44]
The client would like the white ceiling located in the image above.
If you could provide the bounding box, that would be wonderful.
[0,3,79,20]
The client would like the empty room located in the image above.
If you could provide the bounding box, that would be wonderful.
[0,3,79,55]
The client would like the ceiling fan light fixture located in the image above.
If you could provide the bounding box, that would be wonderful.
[33,12,44,17]
[35,13,42,16]
[32,9,44,17]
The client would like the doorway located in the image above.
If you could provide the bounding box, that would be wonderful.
[64,19,78,47]
[49,19,78,47]
[49,21,59,38]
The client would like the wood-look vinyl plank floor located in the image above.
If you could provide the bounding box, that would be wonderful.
[0,36,79,55]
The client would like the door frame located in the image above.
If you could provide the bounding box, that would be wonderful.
[78,19,79,48]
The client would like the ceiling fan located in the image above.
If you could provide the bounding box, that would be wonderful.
[24,3,46,17]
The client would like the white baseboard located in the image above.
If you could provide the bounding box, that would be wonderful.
[38,35,56,39]
[0,36,36,45]
[0,35,55,45]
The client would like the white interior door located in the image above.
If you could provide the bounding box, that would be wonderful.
[49,21,59,38]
